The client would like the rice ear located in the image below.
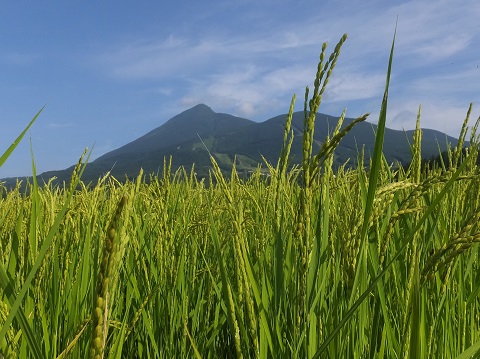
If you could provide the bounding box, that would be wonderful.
[90,195,128,359]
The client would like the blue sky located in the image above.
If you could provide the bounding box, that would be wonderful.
[1,0,479,177]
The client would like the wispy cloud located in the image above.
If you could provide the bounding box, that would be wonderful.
[95,31,323,81]
[324,71,386,103]
[387,100,475,137]
[91,0,479,134]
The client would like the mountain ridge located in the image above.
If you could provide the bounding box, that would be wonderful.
[1,104,464,187]
[97,103,255,162]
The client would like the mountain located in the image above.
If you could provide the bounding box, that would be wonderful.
[97,104,255,162]
[1,104,464,187]
[214,111,461,171]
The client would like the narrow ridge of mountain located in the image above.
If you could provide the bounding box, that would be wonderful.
[96,104,254,162]
[1,104,466,188]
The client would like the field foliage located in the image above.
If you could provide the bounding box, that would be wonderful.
[1,34,480,358]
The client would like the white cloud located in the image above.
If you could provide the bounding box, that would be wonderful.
[413,34,471,60]
[388,1,479,62]
[408,68,480,101]
[177,64,313,118]
[95,35,227,79]
[323,70,386,103]
[386,100,476,137]
[91,0,480,135]
[238,102,255,117]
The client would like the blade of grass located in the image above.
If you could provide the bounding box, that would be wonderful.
[454,338,480,359]
[409,254,426,358]
[313,150,473,358]
[0,148,91,349]
[0,106,44,168]
[349,24,396,308]
[0,109,45,359]
[0,269,43,359]
[185,320,203,359]
[239,235,275,354]
[206,191,243,359]
[107,297,132,359]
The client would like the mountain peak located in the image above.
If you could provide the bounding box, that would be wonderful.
[183,103,214,114]
[94,103,254,164]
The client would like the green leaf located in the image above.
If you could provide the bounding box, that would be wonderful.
[0,148,91,353]
[314,146,473,358]
[0,106,44,168]
[349,24,396,309]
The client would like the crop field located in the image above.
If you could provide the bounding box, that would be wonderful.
[2,34,480,358]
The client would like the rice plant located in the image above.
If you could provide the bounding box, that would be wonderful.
[1,31,480,358]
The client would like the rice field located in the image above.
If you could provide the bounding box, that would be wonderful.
[1,34,480,358]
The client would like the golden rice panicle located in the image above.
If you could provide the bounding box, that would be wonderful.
[467,113,480,171]
[312,113,369,176]
[67,147,88,192]
[277,94,296,178]
[452,103,472,168]
[318,33,347,102]
[89,195,127,359]
[302,36,347,181]
[411,105,422,184]
[421,208,480,285]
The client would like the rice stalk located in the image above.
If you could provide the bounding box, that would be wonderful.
[89,195,128,359]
